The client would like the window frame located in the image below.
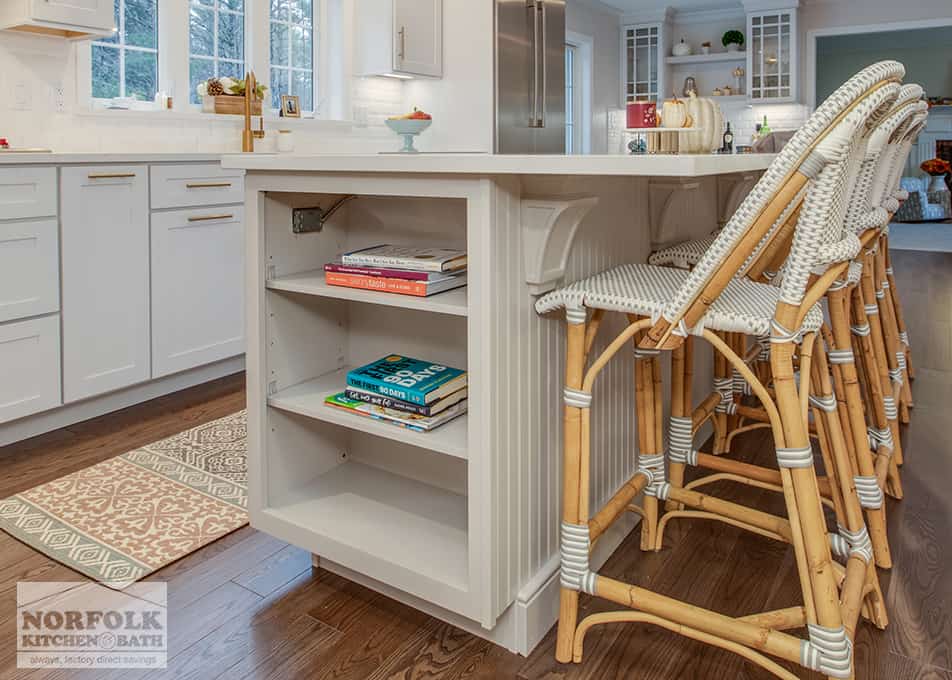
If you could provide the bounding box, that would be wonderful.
[188,0,247,105]
[79,0,327,120]
[269,0,317,114]
[90,0,160,102]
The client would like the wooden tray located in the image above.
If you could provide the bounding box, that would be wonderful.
[203,95,261,116]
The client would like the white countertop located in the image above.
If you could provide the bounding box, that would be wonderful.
[0,152,226,165]
[220,152,775,177]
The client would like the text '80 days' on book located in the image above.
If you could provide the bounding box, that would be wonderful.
[346,355,467,406]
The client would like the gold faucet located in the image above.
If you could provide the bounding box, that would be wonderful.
[242,71,265,152]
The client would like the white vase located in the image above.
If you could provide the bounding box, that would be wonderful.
[726,43,740,52]
[929,174,949,192]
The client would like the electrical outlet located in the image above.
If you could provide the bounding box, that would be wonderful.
[51,82,66,113]
[13,80,30,111]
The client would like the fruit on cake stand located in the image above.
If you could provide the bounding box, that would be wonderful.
[385,108,432,153]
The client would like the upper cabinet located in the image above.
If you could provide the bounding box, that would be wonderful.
[746,6,798,103]
[356,0,443,78]
[0,0,115,39]
[623,23,664,104]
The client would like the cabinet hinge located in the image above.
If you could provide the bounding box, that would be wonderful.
[268,380,278,396]
[266,264,276,281]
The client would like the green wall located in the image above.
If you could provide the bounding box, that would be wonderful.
[816,26,952,103]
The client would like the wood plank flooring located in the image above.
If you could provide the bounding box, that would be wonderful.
[1,250,950,679]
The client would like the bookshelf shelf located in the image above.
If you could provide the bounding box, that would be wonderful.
[259,459,469,599]
[267,269,468,317]
[268,367,469,460]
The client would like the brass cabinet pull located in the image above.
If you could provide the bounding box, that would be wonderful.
[88,172,136,179]
[185,182,232,188]
[187,213,234,222]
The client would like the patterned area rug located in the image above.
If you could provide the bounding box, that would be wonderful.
[0,411,248,588]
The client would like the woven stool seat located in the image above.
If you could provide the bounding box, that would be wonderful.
[535,263,824,337]
[647,234,718,269]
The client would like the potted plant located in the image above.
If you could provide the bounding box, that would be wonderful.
[921,158,951,193]
[701,41,711,55]
[722,30,744,52]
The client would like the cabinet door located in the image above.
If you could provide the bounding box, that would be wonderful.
[393,0,442,77]
[151,207,245,378]
[0,219,59,323]
[61,166,150,403]
[623,24,661,103]
[0,315,62,424]
[747,10,796,103]
[31,0,114,30]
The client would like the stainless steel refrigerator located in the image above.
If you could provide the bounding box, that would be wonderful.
[495,0,566,154]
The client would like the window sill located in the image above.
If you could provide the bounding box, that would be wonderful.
[74,107,354,131]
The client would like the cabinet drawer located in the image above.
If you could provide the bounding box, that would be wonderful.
[151,207,245,377]
[0,315,62,424]
[150,164,245,209]
[0,218,60,323]
[0,167,56,221]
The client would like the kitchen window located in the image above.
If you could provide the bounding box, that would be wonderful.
[270,0,315,112]
[189,0,246,104]
[91,0,159,101]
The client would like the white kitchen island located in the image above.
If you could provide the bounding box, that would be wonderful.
[222,152,774,655]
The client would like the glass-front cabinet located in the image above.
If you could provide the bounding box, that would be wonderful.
[623,23,663,104]
[747,9,797,102]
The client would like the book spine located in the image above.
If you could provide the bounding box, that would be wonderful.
[344,389,431,416]
[346,375,426,405]
[323,262,431,281]
[325,272,428,297]
[340,255,445,272]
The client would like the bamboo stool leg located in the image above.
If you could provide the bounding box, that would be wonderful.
[856,257,904,495]
[873,243,912,425]
[809,337,888,631]
[556,311,588,663]
[826,289,892,569]
[883,235,914,381]
[631,320,662,552]
[727,332,745,434]
[770,329,851,679]
[713,334,733,454]
[666,336,694,513]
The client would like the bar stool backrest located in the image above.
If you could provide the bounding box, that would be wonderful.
[847,85,926,229]
[876,105,929,211]
[644,61,904,346]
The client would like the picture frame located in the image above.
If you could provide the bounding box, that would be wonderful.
[280,95,301,118]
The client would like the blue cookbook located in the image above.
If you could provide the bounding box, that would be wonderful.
[346,355,467,406]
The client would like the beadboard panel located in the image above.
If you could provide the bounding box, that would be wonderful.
[489,175,648,618]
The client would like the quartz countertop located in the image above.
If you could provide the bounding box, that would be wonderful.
[0,152,229,165]
[220,152,775,177]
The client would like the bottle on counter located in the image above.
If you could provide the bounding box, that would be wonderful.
[722,122,734,154]
[760,115,771,138]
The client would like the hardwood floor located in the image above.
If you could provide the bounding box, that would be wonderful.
[1,251,950,679]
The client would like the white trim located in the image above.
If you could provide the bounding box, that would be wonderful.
[566,30,593,154]
[668,7,745,25]
[571,0,623,16]
[805,16,952,108]
[742,0,799,11]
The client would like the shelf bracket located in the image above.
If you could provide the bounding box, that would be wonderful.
[521,195,599,296]
[648,179,701,247]
[292,195,357,234]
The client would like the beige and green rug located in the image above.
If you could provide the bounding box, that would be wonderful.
[0,410,248,588]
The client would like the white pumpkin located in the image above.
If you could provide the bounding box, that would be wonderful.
[677,94,723,153]
[661,97,687,129]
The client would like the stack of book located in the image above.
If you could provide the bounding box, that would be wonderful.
[325,355,468,433]
[324,244,467,297]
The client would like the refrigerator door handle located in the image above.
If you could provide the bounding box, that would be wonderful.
[527,0,540,128]
[539,0,547,128]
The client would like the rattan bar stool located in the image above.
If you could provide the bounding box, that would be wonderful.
[536,62,903,678]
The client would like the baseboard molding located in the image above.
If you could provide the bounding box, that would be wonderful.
[0,356,246,447]
[312,510,640,656]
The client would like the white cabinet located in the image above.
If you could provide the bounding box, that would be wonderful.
[151,207,245,378]
[0,0,115,39]
[150,164,245,210]
[623,23,663,104]
[746,7,797,103]
[0,315,62,424]
[0,219,60,324]
[356,0,442,78]
[61,166,150,403]
[0,167,57,221]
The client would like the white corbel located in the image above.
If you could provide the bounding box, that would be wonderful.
[521,195,599,295]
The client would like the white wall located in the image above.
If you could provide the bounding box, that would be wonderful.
[0,0,494,154]
[566,0,623,153]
